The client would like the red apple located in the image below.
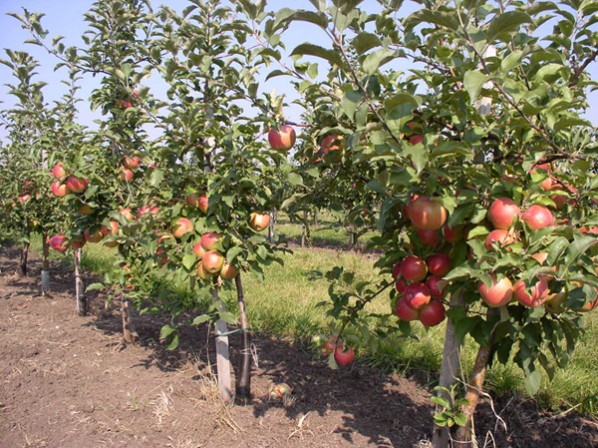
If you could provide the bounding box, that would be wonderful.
[522,205,554,230]
[426,275,446,299]
[193,241,206,259]
[322,336,341,356]
[121,168,134,182]
[268,125,296,152]
[418,301,445,327]
[196,262,214,280]
[392,261,402,280]
[18,194,31,205]
[79,204,94,215]
[122,155,141,170]
[407,196,448,230]
[531,252,548,265]
[409,134,424,145]
[172,218,193,238]
[416,228,440,247]
[84,228,104,243]
[478,275,513,308]
[484,229,515,251]
[321,134,344,155]
[488,197,520,230]
[220,261,239,280]
[52,162,66,180]
[530,163,554,190]
[70,235,86,249]
[334,345,355,366]
[396,298,419,321]
[202,250,224,274]
[201,232,222,250]
[51,181,69,197]
[443,225,465,243]
[403,282,432,310]
[65,176,88,194]
[250,212,271,232]
[395,277,408,294]
[119,207,134,221]
[427,253,451,277]
[49,234,69,253]
[514,278,549,307]
[198,195,208,213]
[400,255,428,282]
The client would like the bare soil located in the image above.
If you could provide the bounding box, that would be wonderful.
[0,245,597,448]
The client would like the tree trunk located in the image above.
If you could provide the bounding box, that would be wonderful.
[301,210,308,248]
[268,211,275,243]
[74,248,86,316]
[212,286,233,402]
[454,308,499,446]
[41,234,50,295]
[19,242,30,277]
[432,291,465,448]
[121,297,139,344]
[235,274,251,399]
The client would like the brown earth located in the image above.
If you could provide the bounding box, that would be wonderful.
[0,245,597,448]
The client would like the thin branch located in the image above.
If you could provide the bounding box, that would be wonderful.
[570,48,598,86]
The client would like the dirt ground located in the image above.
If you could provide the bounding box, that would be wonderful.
[0,246,597,448]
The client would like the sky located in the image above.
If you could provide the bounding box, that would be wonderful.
[0,0,596,141]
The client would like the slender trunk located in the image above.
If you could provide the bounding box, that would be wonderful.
[19,242,30,277]
[301,210,307,248]
[432,291,465,448]
[121,297,139,344]
[455,308,499,446]
[235,274,251,399]
[268,211,275,243]
[74,249,86,316]
[41,234,50,295]
[212,286,233,402]
[313,209,318,226]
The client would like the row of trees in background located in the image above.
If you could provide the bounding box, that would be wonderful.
[1,1,597,446]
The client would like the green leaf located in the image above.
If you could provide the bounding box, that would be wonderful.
[524,369,542,395]
[86,282,104,292]
[463,70,489,103]
[340,90,363,119]
[362,48,395,75]
[150,168,164,187]
[192,314,210,326]
[487,12,532,41]
[160,324,175,340]
[352,32,381,55]
[404,9,459,31]
[384,93,420,113]
[182,253,196,271]
[287,172,304,187]
[291,43,342,66]
[563,236,596,271]
[547,237,569,266]
[278,9,328,29]
[219,311,238,325]
[501,50,523,72]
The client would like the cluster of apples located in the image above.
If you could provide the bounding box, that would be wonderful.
[51,162,89,198]
[193,231,237,281]
[120,155,142,182]
[393,196,450,327]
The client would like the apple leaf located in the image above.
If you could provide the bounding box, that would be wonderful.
[463,70,490,103]
[487,12,532,41]
[352,32,381,55]
[291,43,342,66]
[192,314,210,326]
[524,369,542,395]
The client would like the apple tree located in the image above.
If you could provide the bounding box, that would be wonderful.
[274,0,597,445]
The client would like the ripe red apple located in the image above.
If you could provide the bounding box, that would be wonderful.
[514,278,549,307]
[400,255,428,282]
[250,212,271,232]
[577,297,598,312]
[443,225,465,243]
[488,197,520,230]
[478,275,513,308]
[322,336,341,356]
[119,207,134,221]
[407,196,448,230]
[426,275,446,299]
[530,163,554,190]
[427,253,451,277]
[193,241,206,259]
[484,229,515,251]
[79,204,94,215]
[392,261,402,280]
[409,134,424,145]
[52,162,66,180]
[122,155,141,170]
[65,176,88,194]
[84,228,104,243]
[198,195,208,213]
[70,235,86,249]
[395,277,407,294]
[18,194,31,205]
[201,231,222,250]
[531,252,548,265]
[396,298,419,321]
[416,228,440,247]
[334,345,355,366]
[419,301,445,327]
[268,125,296,151]
[202,250,224,274]
[51,181,69,197]
[196,262,213,280]
[121,168,134,182]
[220,261,239,280]
[321,134,344,155]
[172,218,194,238]
[185,193,207,212]
[522,205,554,230]
[49,234,69,253]
[403,282,432,310]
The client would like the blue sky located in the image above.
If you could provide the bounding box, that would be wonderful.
[0,0,596,140]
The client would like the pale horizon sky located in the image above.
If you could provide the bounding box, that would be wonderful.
[0,0,596,142]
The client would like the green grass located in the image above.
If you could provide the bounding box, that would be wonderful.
[21,230,598,416]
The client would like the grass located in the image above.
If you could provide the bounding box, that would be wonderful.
[17,228,598,416]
